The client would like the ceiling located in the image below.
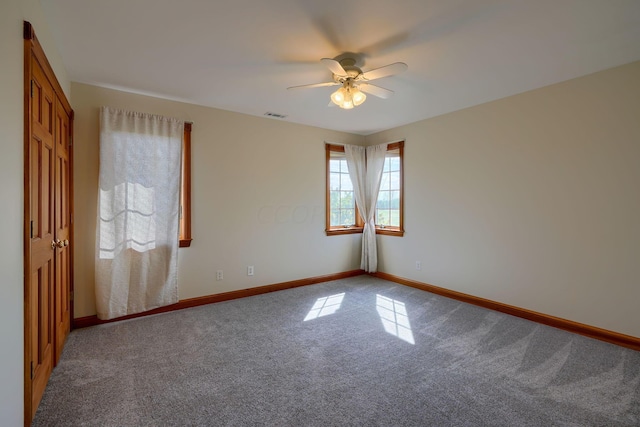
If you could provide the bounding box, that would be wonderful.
[41,0,640,135]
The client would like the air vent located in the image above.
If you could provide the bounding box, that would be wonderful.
[264,112,288,119]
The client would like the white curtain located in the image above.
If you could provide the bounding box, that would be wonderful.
[96,107,183,320]
[345,143,388,272]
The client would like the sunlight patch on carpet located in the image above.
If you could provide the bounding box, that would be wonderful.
[376,294,415,345]
[304,293,345,321]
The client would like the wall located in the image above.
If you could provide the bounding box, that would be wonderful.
[72,83,365,317]
[0,0,70,424]
[366,61,640,338]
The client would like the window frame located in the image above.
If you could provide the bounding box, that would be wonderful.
[179,122,193,247]
[375,141,404,237]
[325,144,364,235]
[325,141,404,237]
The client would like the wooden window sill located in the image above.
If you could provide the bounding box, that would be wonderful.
[326,227,364,236]
[326,227,404,237]
[375,228,404,237]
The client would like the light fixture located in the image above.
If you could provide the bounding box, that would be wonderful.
[331,80,366,109]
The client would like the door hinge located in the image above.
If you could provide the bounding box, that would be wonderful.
[30,80,33,98]
[69,135,73,147]
[30,362,34,380]
[30,220,33,238]
[69,291,74,302]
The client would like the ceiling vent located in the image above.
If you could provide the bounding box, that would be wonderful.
[264,112,287,119]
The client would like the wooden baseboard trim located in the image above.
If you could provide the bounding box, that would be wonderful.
[73,269,364,329]
[372,272,640,352]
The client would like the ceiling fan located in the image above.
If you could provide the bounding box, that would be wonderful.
[287,56,408,109]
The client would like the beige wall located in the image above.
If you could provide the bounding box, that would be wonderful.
[367,61,640,338]
[0,0,70,424]
[72,83,365,317]
[73,61,640,338]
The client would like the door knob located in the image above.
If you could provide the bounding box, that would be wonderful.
[51,239,69,249]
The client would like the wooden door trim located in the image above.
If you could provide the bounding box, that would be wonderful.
[23,23,72,113]
[23,21,33,427]
[68,108,75,338]
[23,21,74,426]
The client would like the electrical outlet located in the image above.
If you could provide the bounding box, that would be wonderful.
[247,265,254,276]
[216,270,223,281]
[416,261,422,271]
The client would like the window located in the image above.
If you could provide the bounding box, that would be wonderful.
[179,123,193,247]
[325,141,404,236]
[326,144,363,235]
[375,141,404,236]
[96,107,184,319]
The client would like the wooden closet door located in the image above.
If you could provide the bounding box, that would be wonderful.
[54,98,72,364]
[24,21,74,424]
[28,56,56,417]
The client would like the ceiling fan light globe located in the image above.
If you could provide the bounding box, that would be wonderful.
[331,88,345,105]
[352,90,366,106]
[341,100,354,109]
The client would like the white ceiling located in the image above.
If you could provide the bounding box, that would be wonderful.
[41,0,640,135]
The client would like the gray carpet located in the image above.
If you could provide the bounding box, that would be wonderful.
[33,276,640,426]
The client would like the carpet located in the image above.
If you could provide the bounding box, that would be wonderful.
[33,275,640,426]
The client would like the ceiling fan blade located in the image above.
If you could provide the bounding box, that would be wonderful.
[361,62,408,81]
[287,81,340,90]
[321,58,347,76]
[358,83,394,99]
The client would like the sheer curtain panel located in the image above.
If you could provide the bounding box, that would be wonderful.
[345,143,388,272]
[96,107,183,320]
